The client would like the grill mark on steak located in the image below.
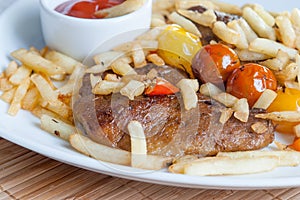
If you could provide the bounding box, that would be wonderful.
[74,68,275,157]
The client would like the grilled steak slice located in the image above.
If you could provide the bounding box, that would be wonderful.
[74,84,275,157]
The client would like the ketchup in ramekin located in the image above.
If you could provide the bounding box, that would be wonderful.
[55,0,125,19]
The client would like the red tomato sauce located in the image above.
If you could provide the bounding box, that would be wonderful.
[55,0,125,19]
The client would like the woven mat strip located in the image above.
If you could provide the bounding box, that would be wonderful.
[1,138,300,200]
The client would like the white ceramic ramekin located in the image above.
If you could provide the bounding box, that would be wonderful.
[39,0,152,61]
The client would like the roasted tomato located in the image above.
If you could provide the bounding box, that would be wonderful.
[157,24,202,78]
[192,43,240,88]
[145,77,179,96]
[267,88,300,134]
[226,63,277,107]
[289,138,300,151]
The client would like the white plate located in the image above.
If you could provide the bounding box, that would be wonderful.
[1,0,300,190]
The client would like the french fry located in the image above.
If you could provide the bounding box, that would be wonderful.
[104,73,120,82]
[30,74,58,102]
[5,61,18,78]
[199,82,223,97]
[235,49,271,62]
[168,155,198,174]
[227,20,249,49]
[212,92,238,107]
[45,100,72,120]
[252,4,275,27]
[136,154,172,170]
[212,21,240,45]
[151,16,166,27]
[169,11,201,37]
[249,38,298,59]
[85,64,110,74]
[153,0,174,10]
[128,121,147,168]
[274,62,299,84]
[175,0,216,10]
[219,108,234,124]
[90,74,102,88]
[177,79,199,110]
[119,40,151,52]
[8,78,30,116]
[242,7,276,40]
[92,50,124,66]
[31,105,66,121]
[132,43,147,68]
[50,74,66,81]
[252,89,277,109]
[0,88,16,103]
[58,64,84,95]
[152,12,165,22]
[291,8,300,29]
[92,80,125,95]
[11,49,65,76]
[209,0,242,15]
[41,114,76,140]
[259,50,290,71]
[93,51,125,65]
[232,98,249,122]
[146,54,165,66]
[70,133,131,166]
[70,133,171,169]
[217,150,300,167]
[251,122,269,134]
[120,80,145,100]
[41,73,56,90]
[237,18,258,43]
[94,0,146,18]
[184,156,278,176]
[29,46,41,55]
[111,60,137,76]
[9,65,32,85]
[21,87,40,111]
[58,93,72,106]
[0,77,14,91]
[139,40,159,51]
[44,50,82,74]
[178,9,217,28]
[255,111,300,122]
[276,15,296,48]
[136,26,164,41]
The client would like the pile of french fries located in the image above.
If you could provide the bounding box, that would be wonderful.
[1,0,300,176]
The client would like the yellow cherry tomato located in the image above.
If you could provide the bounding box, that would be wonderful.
[157,24,202,78]
[267,88,300,134]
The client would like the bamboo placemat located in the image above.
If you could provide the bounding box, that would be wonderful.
[1,138,300,200]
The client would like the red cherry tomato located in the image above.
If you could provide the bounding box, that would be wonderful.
[226,63,277,107]
[55,0,125,19]
[192,43,240,88]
